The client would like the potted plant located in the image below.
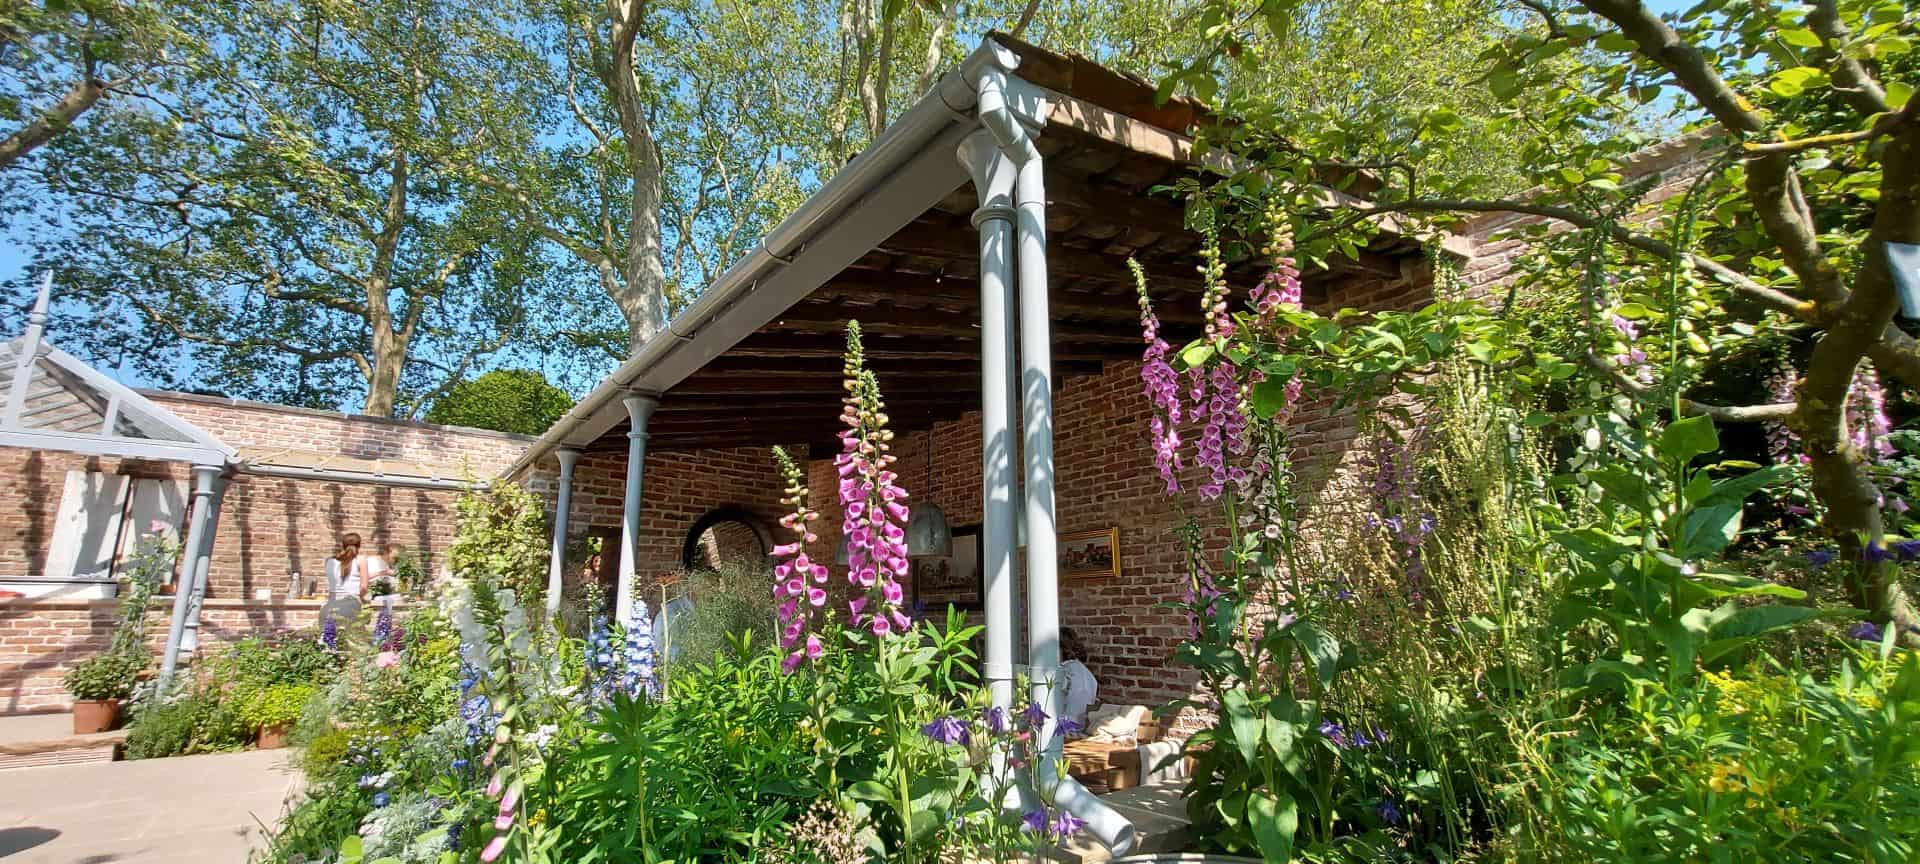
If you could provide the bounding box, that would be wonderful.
[240,682,314,748]
[64,651,146,733]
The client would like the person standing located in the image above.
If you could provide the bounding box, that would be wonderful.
[330,533,365,601]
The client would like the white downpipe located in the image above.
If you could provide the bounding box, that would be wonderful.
[545,448,582,617]
[973,59,1137,857]
[959,130,1020,723]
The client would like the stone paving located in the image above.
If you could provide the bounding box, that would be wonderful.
[0,747,300,863]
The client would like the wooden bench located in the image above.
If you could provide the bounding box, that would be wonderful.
[1063,715,1169,794]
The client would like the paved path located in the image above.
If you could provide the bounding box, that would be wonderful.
[0,748,300,864]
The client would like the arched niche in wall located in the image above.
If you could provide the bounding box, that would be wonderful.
[681,506,772,573]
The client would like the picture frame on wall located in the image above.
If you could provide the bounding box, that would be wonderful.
[910,524,983,612]
[1058,527,1121,580]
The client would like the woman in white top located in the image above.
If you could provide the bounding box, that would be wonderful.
[1060,627,1099,730]
[332,533,365,600]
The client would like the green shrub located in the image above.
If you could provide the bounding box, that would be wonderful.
[124,691,250,759]
[240,682,316,732]
[64,651,146,701]
[1541,650,1920,862]
[660,562,776,669]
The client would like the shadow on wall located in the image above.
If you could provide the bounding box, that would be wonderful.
[0,606,112,713]
[22,452,46,576]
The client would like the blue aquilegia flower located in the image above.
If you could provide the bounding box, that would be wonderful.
[1319,719,1352,749]
[1804,548,1837,568]
[922,715,970,746]
[1022,702,1048,730]
[1057,717,1084,739]
[1851,621,1885,643]
[984,705,1009,735]
[1863,543,1895,564]
[1021,808,1048,834]
[1377,798,1403,826]
[1895,539,1920,561]
[1051,810,1087,839]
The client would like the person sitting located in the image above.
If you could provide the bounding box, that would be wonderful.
[1060,627,1099,731]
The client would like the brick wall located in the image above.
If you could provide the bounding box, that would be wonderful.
[0,392,526,715]
[1,392,531,595]
[0,597,326,713]
[539,446,796,610]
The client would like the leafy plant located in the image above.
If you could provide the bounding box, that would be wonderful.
[241,682,317,732]
[64,651,146,701]
[450,481,551,608]
[124,690,249,759]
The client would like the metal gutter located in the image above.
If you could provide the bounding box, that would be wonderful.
[504,41,1014,482]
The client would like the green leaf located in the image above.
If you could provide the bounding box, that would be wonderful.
[1678,502,1742,558]
[1248,374,1295,420]
[1885,80,1915,107]
[1595,32,1638,52]
[1779,27,1823,48]
[1702,465,1792,507]
[1247,790,1299,864]
[846,780,892,803]
[1222,689,1263,764]
[1292,620,1341,686]
[1659,415,1719,463]
[1180,341,1216,368]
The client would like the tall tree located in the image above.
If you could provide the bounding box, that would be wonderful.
[0,0,199,174]
[19,0,577,416]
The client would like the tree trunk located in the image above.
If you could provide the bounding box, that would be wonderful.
[361,149,411,416]
[604,0,669,354]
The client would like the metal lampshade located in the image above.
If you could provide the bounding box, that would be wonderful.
[908,501,954,557]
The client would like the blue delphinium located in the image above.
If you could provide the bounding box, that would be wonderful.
[372,791,390,808]
[922,715,970,746]
[587,602,661,704]
[1851,620,1886,642]
[371,606,393,648]
[320,616,338,652]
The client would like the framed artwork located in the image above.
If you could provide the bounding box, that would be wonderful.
[911,525,983,612]
[1058,527,1121,580]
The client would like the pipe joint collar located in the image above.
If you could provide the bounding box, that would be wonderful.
[971,204,1017,228]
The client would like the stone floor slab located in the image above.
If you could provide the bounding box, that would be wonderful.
[0,748,299,863]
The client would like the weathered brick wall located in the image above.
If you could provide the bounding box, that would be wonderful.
[539,446,795,610]
[0,392,526,714]
[1,392,531,596]
[0,598,326,713]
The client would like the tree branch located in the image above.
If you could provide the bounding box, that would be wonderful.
[1807,0,1891,116]
[0,76,106,172]
[1344,197,1812,317]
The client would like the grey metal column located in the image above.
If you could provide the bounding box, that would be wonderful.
[159,463,222,687]
[958,130,1020,717]
[181,471,228,652]
[615,393,659,625]
[545,448,582,617]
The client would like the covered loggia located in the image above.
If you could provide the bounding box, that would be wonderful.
[509,34,1432,854]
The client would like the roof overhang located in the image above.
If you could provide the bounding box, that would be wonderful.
[506,35,1434,479]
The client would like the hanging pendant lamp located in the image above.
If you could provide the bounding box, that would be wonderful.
[907,429,953,557]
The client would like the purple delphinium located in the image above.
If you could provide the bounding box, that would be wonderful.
[371,607,393,648]
[922,715,971,746]
[1847,365,1894,460]
[1134,261,1185,494]
[1764,361,1808,465]
[319,616,338,652]
[770,446,827,673]
[831,324,915,642]
[1851,621,1885,642]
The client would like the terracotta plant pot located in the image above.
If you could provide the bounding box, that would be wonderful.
[71,699,121,734]
[257,724,292,749]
